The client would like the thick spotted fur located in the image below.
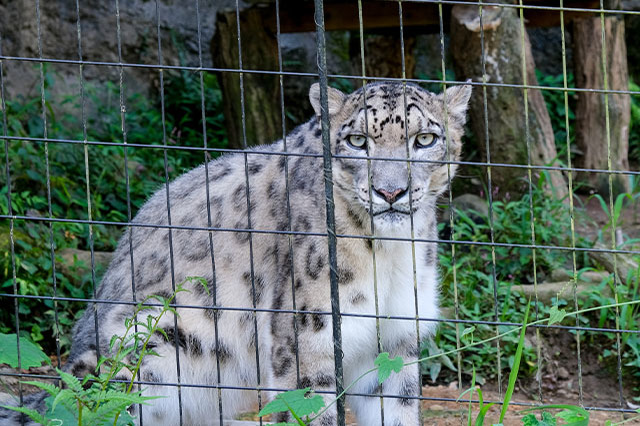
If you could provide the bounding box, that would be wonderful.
[1,82,471,425]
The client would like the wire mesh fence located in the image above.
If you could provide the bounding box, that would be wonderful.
[1,0,640,425]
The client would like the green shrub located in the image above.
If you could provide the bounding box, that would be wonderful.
[0,66,228,354]
[430,174,592,384]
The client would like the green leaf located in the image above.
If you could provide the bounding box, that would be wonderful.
[113,409,137,426]
[50,388,75,413]
[20,260,38,275]
[521,405,589,426]
[499,302,530,423]
[461,326,476,338]
[374,352,404,384]
[556,408,588,423]
[474,402,495,426]
[548,306,566,326]
[438,351,456,372]
[0,333,50,369]
[429,362,441,383]
[1,404,49,425]
[57,368,85,394]
[521,412,557,426]
[258,388,324,418]
[21,380,60,397]
[44,395,77,425]
[467,366,476,426]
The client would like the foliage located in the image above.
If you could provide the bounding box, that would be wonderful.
[453,173,588,284]
[373,352,403,384]
[0,65,228,354]
[579,184,640,394]
[499,303,530,423]
[430,174,591,383]
[258,352,403,425]
[258,388,325,426]
[521,411,557,426]
[0,333,51,369]
[578,264,640,395]
[521,405,589,426]
[1,279,206,425]
[457,367,495,426]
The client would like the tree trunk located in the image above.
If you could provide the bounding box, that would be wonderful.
[349,33,417,80]
[450,5,568,199]
[212,8,281,149]
[573,12,630,195]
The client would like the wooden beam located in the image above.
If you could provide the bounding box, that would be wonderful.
[253,0,603,34]
[265,1,441,33]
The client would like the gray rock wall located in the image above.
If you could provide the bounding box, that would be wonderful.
[0,0,238,105]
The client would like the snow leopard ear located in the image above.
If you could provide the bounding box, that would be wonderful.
[309,83,346,117]
[440,80,473,124]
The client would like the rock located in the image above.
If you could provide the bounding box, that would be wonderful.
[441,193,489,225]
[0,226,32,253]
[587,242,639,286]
[511,281,611,304]
[529,27,573,75]
[549,269,611,283]
[0,0,236,109]
[56,248,113,282]
[429,404,445,411]
[557,366,570,380]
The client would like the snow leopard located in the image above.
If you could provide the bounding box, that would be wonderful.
[1,81,471,425]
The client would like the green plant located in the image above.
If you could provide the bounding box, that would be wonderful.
[576,272,640,397]
[1,277,207,426]
[584,187,640,395]
[0,333,53,370]
[457,367,495,426]
[432,174,591,384]
[0,64,228,355]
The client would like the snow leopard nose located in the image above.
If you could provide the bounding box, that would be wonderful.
[374,187,408,204]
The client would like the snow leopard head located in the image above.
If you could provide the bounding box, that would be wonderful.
[309,81,471,235]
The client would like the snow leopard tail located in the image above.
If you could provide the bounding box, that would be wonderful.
[0,391,47,426]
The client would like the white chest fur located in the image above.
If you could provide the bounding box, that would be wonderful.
[341,240,439,361]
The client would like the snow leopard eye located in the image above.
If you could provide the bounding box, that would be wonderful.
[415,133,437,149]
[347,134,368,149]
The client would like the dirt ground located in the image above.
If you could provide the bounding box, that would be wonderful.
[417,384,640,426]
